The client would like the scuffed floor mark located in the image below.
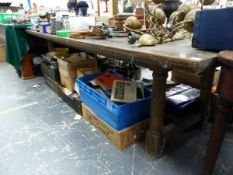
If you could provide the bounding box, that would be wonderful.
[74,114,82,120]
[0,101,39,115]
[131,145,136,175]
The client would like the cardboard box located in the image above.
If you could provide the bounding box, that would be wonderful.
[0,44,5,62]
[77,67,99,78]
[57,58,79,92]
[81,103,149,150]
[60,74,76,92]
[47,48,69,57]
[58,54,97,91]
[58,58,78,78]
[66,53,97,68]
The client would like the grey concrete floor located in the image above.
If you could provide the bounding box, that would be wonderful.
[0,62,233,175]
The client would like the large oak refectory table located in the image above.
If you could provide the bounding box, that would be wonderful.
[26,30,218,156]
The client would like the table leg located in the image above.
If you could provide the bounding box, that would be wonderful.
[145,67,168,156]
[199,68,215,128]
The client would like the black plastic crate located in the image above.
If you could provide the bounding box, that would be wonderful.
[44,74,60,95]
[59,88,82,115]
[44,75,82,114]
[41,61,60,82]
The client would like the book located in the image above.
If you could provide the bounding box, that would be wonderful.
[111,80,137,103]
[95,72,124,90]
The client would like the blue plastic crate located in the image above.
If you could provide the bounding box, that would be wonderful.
[77,73,152,131]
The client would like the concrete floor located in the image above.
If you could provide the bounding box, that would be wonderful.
[0,62,233,175]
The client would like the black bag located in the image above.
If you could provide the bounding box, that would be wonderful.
[192,8,233,51]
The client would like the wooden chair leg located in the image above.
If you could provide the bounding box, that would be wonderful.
[203,97,232,175]
[203,50,233,175]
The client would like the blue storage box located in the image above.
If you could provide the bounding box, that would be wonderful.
[192,8,233,51]
[77,73,152,131]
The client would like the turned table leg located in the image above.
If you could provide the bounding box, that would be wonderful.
[199,68,215,128]
[145,67,168,156]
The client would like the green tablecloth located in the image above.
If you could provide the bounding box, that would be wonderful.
[3,24,31,69]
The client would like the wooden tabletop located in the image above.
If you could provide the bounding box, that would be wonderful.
[26,30,218,73]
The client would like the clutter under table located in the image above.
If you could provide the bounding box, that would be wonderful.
[26,30,218,156]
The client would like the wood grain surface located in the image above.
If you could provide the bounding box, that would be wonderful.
[26,30,218,73]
